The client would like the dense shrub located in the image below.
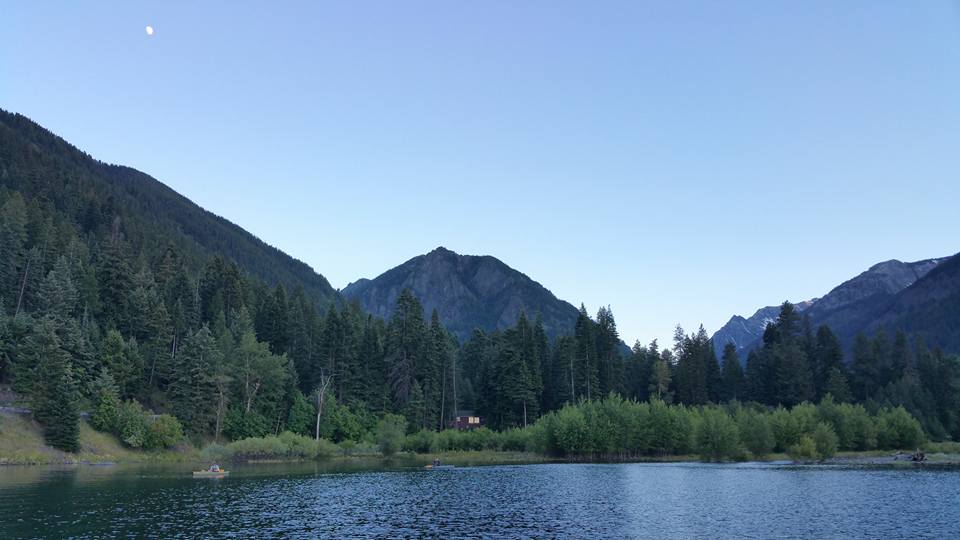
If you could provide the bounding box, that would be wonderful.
[228,435,287,459]
[201,443,233,463]
[105,400,183,450]
[223,431,334,460]
[812,423,838,460]
[876,407,925,449]
[116,400,149,448]
[695,407,740,461]
[520,395,926,460]
[223,407,269,441]
[736,409,775,458]
[403,429,436,453]
[788,436,818,462]
[278,431,320,459]
[144,414,184,449]
[377,414,406,456]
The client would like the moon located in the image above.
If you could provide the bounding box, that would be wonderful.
[145,25,154,36]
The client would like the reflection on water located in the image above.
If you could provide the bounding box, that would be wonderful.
[1,461,958,539]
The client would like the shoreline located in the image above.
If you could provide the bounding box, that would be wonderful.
[4,449,960,469]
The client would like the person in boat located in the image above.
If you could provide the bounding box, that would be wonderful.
[208,464,221,472]
[432,458,440,467]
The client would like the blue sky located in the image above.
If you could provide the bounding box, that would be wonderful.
[3,1,959,346]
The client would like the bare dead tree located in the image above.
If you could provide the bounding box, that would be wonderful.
[314,370,333,441]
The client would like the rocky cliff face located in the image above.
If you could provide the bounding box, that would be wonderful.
[342,247,581,341]
[712,301,814,361]
[712,257,947,359]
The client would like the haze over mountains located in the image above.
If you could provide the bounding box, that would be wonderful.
[712,256,955,359]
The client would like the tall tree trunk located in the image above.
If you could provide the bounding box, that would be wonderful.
[439,360,447,431]
[314,371,332,440]
[14,257,30,317]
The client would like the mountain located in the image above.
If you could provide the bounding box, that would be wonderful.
[798,257,946,349]
[0,109,335,306]
[711,300,815,360]
[863,253,960,353]
[343,247,581,341]
[713,257,947,359]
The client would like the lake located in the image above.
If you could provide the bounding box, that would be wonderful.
[1,461,958,539]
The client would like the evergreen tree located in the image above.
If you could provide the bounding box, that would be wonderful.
[0,193,28,313]
[26,320,80,452]
[813,325,844,398]
[385,289,425,408]
[90,368,121,432]
[573,305,597,400]
[169,325,220,434]
[719,343,744,401]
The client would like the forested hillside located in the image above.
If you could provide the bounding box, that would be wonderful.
[0,109,336,306]
[343,247,581,341]
[0,110,956,456]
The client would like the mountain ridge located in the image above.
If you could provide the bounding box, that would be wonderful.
[712,256,952,358]
[0,109,336,306]
[343,246,582,341]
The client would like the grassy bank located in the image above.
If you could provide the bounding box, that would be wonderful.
[0,412,197,465]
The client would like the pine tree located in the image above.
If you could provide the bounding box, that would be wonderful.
[97,236,134,331]
[386,289,425,408]
[595,306,623,396]
[813,325,844,398]
[27,320,80,452]
[0,194,28,312]
[90,368,121,432]
[850,333,876,401]
[823,367,853,403]
[574,305,597,400]
[169,325,220,434]
[744,349,770,404]
[720,343,744,401]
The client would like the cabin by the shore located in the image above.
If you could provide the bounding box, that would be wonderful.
[450,410,483,430]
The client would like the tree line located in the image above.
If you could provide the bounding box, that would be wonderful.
[1,186,957,453]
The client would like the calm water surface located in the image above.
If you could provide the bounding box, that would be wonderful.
[1,460,958,539]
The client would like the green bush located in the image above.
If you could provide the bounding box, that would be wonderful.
[223,407,269,441]
[877,407,925,450]
[90,371,120,433]
[286,391,316,436]
[403,429,436,453]
[227,435,288,460]
[278,431,320,459]
[144,414,184,450]
[812,422,838,460]
[315,438,339,458]
[695,407,740,462]
[788,436,818,462]
[339,439,356,456]
[736,409,775,458]
[116,400,149,448]
[770,407,801,452]
[377,414,406,456]
[214,432,336,461]
[201,443,234,463]
[498,428,534,452]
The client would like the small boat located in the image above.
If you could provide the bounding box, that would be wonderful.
[193,470,229,477]
[193,468,229,478]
